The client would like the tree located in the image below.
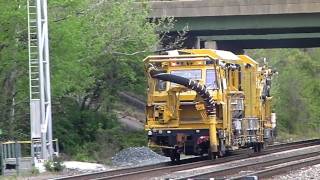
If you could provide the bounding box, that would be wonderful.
[47,0,169,158]
[0,1,29,140]
[248,48,320,137]
[0,0,168,159]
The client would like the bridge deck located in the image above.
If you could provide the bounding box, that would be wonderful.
[149,0,320,49]
[150,0,320,18]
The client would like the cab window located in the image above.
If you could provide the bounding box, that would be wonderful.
[206,69,218,89]
[171,69,202,79]
[155,79,166,91]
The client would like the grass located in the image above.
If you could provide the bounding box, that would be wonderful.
[276,130,320,143]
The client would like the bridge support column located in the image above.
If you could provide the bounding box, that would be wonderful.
[204,41,218,49]
[195,37,218,49]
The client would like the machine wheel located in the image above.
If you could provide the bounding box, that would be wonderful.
[253,142,264,152]
[253,143,258,152]
[170,149,180,163]
[258,142,264,152]
[208,149,218,160]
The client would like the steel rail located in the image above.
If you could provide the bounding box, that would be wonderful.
[186,152,320,179]
[232,155,320,179]
[52,156,207,180]
[54,139,320,180]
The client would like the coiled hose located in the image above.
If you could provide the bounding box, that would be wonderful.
[148,65,216,115]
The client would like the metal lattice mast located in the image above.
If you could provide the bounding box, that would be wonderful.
[27,0,53,161]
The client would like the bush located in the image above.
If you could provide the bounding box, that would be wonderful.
[44,157,65,172]
[31,166,40,175]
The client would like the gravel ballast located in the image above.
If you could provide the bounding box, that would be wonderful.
[111,147,169,167]
[269,164,320,180]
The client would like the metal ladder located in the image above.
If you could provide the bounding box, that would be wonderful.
[27,0,42,160]
[27,0,40,100]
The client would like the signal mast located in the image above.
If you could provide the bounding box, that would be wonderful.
[27,0,53,161]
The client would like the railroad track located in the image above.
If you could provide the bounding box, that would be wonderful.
[231,154,320,180]
[179,146,320,179]
[52,156,207,180]
[55,139,320,180]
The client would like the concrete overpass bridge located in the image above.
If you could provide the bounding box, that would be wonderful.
[150,0,320,53]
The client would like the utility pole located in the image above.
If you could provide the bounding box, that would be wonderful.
[27,0,53,162]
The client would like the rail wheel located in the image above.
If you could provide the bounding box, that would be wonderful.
[170,149,180,162]
[253,142,264,152]
[258,142,264,152]
[208,149,218,160]
[253,143,258,152]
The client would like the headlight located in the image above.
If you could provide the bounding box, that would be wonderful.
[148,131,152,136]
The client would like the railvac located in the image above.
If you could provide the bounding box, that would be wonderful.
[144,49,276,161]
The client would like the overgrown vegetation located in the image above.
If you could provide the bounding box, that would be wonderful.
[247,49,320,138]
[0,0,164,161]
[44,157,65,172]
[1,0,320,163]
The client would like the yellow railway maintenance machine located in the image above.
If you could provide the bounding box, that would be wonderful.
[144,49,276,162]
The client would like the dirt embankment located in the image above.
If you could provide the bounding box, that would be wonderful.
[115,92,146,131]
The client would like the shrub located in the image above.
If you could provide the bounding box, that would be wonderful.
[31,166,40,175]
[44,157,65,172]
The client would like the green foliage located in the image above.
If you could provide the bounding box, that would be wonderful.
[0,1,29,140]
[44,157,65,172]
[30,166,40,175]
[48,0,161,98]
[70,128,147,163]
[53,97,118,154]
[0,0,161,160]
[247,49,320,137]
[46,0,157,161]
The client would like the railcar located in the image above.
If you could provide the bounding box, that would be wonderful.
[144,49,276,161]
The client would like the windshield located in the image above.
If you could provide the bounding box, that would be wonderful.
[170,69,202,87]
[206,69,218,89]
[171,69,202,79]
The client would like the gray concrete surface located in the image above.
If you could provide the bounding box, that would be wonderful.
[150,0,320,17]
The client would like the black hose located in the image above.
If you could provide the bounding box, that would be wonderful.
[149,66,216,115]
